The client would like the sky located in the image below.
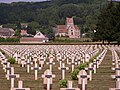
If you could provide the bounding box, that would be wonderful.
[0,0,47,3]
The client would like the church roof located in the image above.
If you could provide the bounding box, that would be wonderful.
[57,25,79,33]
[57,25,68,33]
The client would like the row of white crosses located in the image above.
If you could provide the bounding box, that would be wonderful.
[76,48,108,90]
[0,45,105,90]
[0,51,31,90]
[109,47,120,90]
[58,47,108,90]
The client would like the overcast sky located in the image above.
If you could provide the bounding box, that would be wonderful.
[0,0,47,3]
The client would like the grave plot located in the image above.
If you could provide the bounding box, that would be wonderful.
[109,46,120,90]
[87,47,115,90]
[0,45,115,90]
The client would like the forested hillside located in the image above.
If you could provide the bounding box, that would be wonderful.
[0,0,108,38]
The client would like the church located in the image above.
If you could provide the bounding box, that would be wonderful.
[55,17,80,38]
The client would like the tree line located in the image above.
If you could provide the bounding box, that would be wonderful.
[0,0,107,39]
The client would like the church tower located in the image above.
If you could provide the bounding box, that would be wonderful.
[66,17,74,29]
[66,17,76,38]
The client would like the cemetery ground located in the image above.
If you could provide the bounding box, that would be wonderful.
[0,45,118,90]
[87,50,115,90]
[1,56,74,90]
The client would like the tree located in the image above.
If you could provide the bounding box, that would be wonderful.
[16,21,21,29]
[14,30,21,37]
[95,3,116,43]
[2,24,16,30]
[27,21,40,35]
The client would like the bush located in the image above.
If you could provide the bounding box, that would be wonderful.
[8,57,16,64]
[5,38,20,42]
[71,69,79,80]
[78,63,88,70]
[59,79,67,88]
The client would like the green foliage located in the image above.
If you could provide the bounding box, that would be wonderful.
[16,21,21,29]
[71,69,79,80]
[8,57,16,64]
[89,50,102,62]
[95,3,120,43]
[0,0,108,39]
[3,24,16,29]
[78,63,88,70]
[0,37,20,42]
[5,38,20,42]
[0,37,5,42]
[59,79,67,88]
[14,30,21,37]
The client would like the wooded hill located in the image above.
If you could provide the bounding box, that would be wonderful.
[0,0,108,38]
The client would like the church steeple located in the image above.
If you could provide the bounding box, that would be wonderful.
[66,17,74,28]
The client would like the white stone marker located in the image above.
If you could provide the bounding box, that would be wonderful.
[58,58,63,69]
[42,69,55,90]
[111,67,120,81]
[85,63,93,81]
[77,70,88,90]
[26,59,33,73]
[13,80,30,90]
[46,59,55,71]
[85,54,90,62]
[58,63,69,80]
[1,59,8,72]
[21,56,26,67]
[6,67,20,90]
[93,61,97,73]
[39,56,45,68]
[5,62,11,80]
[69,58,77,72]
[13,53,18,62]
[31,62,41,80]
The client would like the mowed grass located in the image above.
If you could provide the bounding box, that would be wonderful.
[0,57,79,90]
[87,50,115,90]
[0,49,115,90]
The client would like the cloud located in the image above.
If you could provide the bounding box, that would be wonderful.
[0,0,47,3]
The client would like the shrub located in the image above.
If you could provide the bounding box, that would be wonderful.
[59,79,67,88]
[78,63,88,70]
[8,57,16,64]
[71,69,79,80]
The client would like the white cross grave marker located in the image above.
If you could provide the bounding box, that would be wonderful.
[58,63,69,80]
[13,80,30,90]
[31,62,41,80]
[42,69,55,90]
[6,67,20,90]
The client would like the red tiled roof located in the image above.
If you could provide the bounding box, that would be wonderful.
[57,25,66,29]
[57,25,68,33]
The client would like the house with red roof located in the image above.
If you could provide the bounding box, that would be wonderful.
[20,31,48,43]
[55,17,80,38]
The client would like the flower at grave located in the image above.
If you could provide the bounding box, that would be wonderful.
[59,79,67,88]
[8,57,16,64]
[71,69,79,80]
[78,63,88,70]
